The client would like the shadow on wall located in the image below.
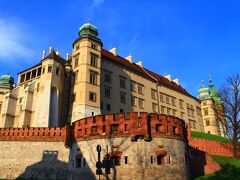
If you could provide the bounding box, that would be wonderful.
[189,147,221,179]
[17,150,68,180]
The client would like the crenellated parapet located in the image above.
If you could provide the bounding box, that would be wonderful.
[0,127,67,142]
[70,112,187,144]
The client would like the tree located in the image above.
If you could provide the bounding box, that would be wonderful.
[218,74,240,158]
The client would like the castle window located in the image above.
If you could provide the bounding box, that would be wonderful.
[124,124,128,132]
[152,103,158,113]
[20,74,25,83]
[197,106,202,116]
[120,93,126,104]
[189,119,196,129]
[90,126,98,135]
[205,118,210,126]
[166,96,170,104]
[74,58,79,67]
[104,87,111,98]
[181,112,184,119]
[179,99,184,109]
[173,110,177,116]
[102,125,106,133]
[111,156,120,166]
[110,124,118,133]
[208,131,211,134]
[32,69,37,78]
[37,67,42,76]
[26,72,31,80]
[0,103,2,113]
[106,104,111,111]
[131,96,137,107]
[90,71,97,85]
[56,68,60,75]
[161,106,165,114]
[104,71,111,83]
[48,66,52,73]
[204,108,208,116]
[76,45,80,50]
[139,98,144,109]
[151,89,157,100]
[89,91,96,102]
[119,76,126,89]
[168,156,172,164]
[90,53,98,67]
[151,156,153,164]
[125,156,128,164]
[91,43,97,50]
[42,68,45,74]
[160,93,164,102]
[138,84,144,95]
[157,155,164,165]
[172,97,176,106]
[130,81,136,92]
[167,108,171,115]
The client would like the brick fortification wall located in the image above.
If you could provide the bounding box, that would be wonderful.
[69,112,189,180]
[0,112,188,180]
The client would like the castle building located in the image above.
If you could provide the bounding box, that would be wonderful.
[0,22,224,136]
[198,78,226,136]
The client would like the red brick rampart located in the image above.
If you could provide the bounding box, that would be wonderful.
[189,138,235,157]
[69,112,187,143]
[0,127,67,142]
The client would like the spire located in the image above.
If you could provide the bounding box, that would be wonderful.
[209,74,214,88]
[201,80,205,88]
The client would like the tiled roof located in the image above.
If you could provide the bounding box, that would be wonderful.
[101,48,198,101]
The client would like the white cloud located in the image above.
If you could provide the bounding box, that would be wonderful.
[0,17,34,62]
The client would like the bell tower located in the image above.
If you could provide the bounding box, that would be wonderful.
[70,23,102,122]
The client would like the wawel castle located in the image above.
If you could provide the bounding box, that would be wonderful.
[0,23,225,137]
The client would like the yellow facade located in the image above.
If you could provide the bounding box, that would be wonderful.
[0,22,225,135]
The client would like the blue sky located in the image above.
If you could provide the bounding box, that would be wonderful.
[0,0,239,96]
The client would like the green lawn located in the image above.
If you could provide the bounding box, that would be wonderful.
[191,131,232,143]
[194,155,240,180]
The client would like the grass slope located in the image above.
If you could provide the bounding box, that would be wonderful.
[195,155,240,180]
[191,131,232,143]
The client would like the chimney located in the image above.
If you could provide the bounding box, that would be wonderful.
[164,74,171,81]
[125,55,133,63]
[109,47,117,56]
[136,61,143,68]
[49,46,53,54]
[66,53,72,61]
[173,78,179,85]
[42,50,46,59]
[56,51,61,56]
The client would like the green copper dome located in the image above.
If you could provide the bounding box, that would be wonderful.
[77,22,102,44]
[0,74,14,89]
[198,81,211,100]
[78,23,98,38]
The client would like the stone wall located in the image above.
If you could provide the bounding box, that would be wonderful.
[70,137,188,180]
[0,141,69,179]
